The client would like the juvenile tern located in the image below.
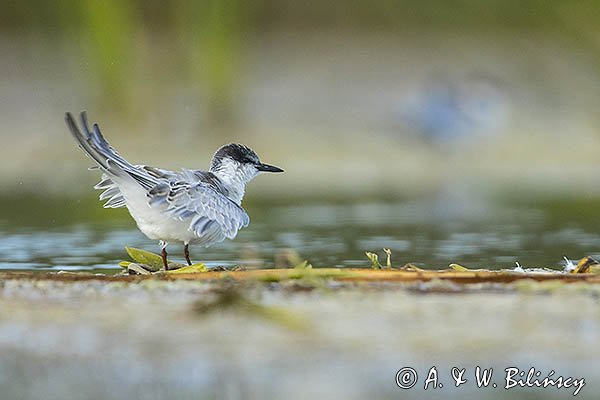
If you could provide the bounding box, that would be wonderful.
[65,111,283,270]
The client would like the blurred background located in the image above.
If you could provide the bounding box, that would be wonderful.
[2,4,600,400]
[2,0,600,270]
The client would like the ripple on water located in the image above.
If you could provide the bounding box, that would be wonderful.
[0,200,598,271]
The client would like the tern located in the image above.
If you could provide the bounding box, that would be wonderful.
[65,111,283,270]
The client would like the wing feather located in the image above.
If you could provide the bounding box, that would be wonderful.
[66,111,174,210]
[65,111,159,189]
[148,179,250,243]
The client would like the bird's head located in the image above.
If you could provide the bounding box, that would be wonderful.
[210,143,283,186]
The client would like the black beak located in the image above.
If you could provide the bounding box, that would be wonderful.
[256,163,284,173]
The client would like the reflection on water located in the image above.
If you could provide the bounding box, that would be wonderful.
[1,196,600,272]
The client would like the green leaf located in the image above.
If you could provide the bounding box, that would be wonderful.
[167,263,208,274]
[125,247,165,269]
[449,263,471,272]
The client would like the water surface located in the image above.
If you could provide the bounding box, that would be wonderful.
[1,195,599,272]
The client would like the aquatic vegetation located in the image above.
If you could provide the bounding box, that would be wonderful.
[449,256,600,275]
[365,247,396,269]
[120,246,207,273]
[124,247,165,270]
[365,252,382,270]
[111,243,600,288]
[397,263,425,272]
[449,263,470,272]
[168,264,208,274]
[122,262,151,275]
[570,256,600,274]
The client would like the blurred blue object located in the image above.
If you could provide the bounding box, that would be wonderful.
[402,74,510,145]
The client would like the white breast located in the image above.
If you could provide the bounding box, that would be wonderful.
[118,180,197,244]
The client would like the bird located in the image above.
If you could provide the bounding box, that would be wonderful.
[65,111,283,270]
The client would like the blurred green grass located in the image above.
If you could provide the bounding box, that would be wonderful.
[4,0,600,117]
[3,1,600,199]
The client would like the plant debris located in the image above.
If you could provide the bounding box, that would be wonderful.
[123,262,151,275]
[571,256,600,274]
[121,247,206,274]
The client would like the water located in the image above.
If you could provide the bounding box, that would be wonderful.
[1,195,600,272]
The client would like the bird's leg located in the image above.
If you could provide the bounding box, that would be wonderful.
[184,243,192,266]
[160,240,169,271]
[162,248,169,271]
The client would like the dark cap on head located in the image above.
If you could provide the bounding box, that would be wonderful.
[211,144,259,169]
[211,143,283,173]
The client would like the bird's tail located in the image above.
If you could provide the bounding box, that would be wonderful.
[65,111,157,189]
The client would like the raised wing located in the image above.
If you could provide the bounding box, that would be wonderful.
[66,111,159,189]
[66,111,173,209]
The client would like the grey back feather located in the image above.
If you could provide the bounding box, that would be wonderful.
[147,173,250,243]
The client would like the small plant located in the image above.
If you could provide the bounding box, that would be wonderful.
[365,248,393,269]
[449,263,470,271]
[365,251,382,269]
[383,248,392,269]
